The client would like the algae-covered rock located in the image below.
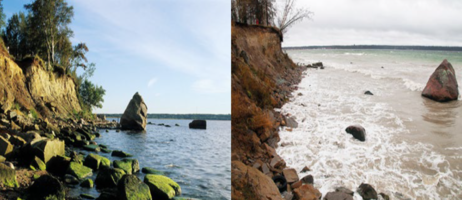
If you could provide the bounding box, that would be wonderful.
[141,167,164,175]
[30,156,46,171]
[81,178,94,188]
[67,161,93,180]
[17,131,41,143]
[84,153,111,170]
[120,92,148,130]
[83,144,101,152]
[77,128,96,141]
[112,150,133,157]
[101,148,112,153]
[95,167,126,189]
[32,138,65,164]
[117,174,152,200]
[0,155,5,162]
[28,175,65,200]
[0,136,13,156]
[113,159,140,174]
[0,163,19,187]
[143,174,181,200]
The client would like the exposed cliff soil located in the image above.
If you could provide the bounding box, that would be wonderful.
[231,22,305,199]
[0,44,81,118]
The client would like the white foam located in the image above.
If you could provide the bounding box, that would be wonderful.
[277,69,462,199]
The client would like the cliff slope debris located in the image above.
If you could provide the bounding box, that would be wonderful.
[231,22,305,199]
[120,92,148,130]
[422,59,459,102]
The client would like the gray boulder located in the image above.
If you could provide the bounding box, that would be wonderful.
[189,120,206,129]
[120,92,148,130]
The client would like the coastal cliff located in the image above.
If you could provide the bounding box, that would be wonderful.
[231,22,305,199]
[0,42,81,119]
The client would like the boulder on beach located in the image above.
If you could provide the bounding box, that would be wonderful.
[422,59,459,102]
[120,92,148,130]
[324,191,354,200]
[189,120,206,129]
[282,168,299,183]
[66,161,93,180]
[144,174,181,200]
[117,174,152,200]
[345,125,366,142]
[231,161,281,199]
[32,138,65,164]
[84,153,111,170]
[28,175,65,200]
[357,183,378,200]
[0,136,13,156]
[293,184,322,200]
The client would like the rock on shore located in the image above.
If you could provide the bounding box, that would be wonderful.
[120,92,148,130]
[422,59,459,102]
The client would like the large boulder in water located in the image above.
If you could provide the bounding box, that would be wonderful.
[422,59,459,102]
[345,125,366,142]
[357,183,378,200]
[120,92,148,130]
[189,120,206,129]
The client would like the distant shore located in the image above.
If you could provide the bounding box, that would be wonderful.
[283,45,462,51]
[101,113,231,121]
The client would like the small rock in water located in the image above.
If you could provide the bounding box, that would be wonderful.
[335,187,354,196]
[324,191,353,200]
[364,91,373,95]
[380,192,390,200]
[301,175,313,184]
[345,125,366,142]
[300,166,310,173]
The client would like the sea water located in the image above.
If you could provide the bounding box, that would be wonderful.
[277,49,462,199]
[69,119,231,200]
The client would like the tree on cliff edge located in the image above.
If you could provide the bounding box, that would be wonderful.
[275,0,312,34]
[0,0,5,29]
[25,0,74,67]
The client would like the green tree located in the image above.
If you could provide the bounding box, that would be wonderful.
[0,0,6,29]
[25,0,74,67]
[3,12,28,59]
[79,79,105,111]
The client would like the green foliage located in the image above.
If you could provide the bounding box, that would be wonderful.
[0,0,6,29]
[25,0,74,66]
[2,12,29,60]
[12,103,20,111]
[30,109,39,119]
[79,79,105,112]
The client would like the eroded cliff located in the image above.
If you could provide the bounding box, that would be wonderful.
[0,43,81,119]
[231,22,305,199]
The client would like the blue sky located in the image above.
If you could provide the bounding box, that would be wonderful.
[4,0,231,114]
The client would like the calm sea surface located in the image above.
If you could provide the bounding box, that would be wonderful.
[69,119,231,200]
[277,49,462,199]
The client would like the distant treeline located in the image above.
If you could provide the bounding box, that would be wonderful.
[284,45,462,51]
[102,114,231,121]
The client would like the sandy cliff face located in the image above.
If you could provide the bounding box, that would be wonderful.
[231,22,304,199]
[23,62,81,118]
[0,48,81,118]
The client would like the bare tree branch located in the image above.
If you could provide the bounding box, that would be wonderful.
[276,0,312,34]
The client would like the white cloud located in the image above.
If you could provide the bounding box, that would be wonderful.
[147,77,158,87]
[282,0,462,46]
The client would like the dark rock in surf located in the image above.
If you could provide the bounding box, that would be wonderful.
[120,92,148,130]
[345,125,366,142]
[189,120,206,129]
[357,183,378,200]
[324,191,354,200]
[422,59,459,102]
[364,91,373,95]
